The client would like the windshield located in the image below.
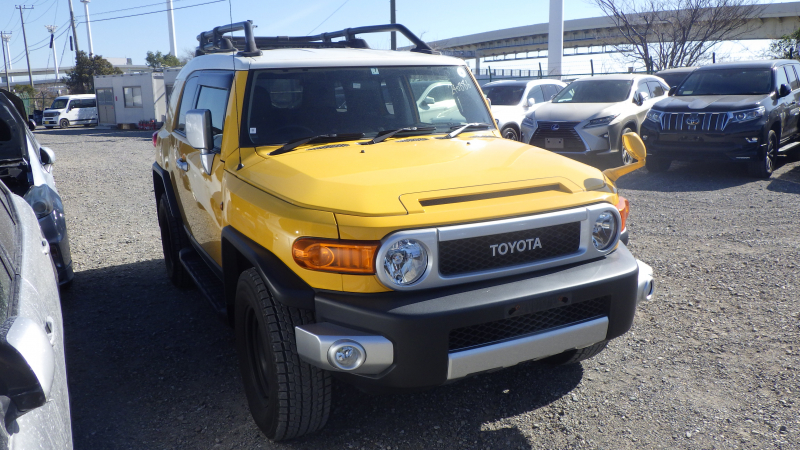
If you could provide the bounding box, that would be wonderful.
[676,69,772,96]
[50,99,68,109]
[658,72,691,88]
[243,66,493,146]
[481,85,525,106]
[553,80,633,103]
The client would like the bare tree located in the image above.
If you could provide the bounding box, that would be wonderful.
[590,0,764,72]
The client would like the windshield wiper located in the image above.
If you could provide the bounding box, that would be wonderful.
[443,123,493,139]
[269,133,365,156]
[362,126,437,145]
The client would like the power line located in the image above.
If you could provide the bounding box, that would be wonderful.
[308,0,351,35]
[76,0,195,18]
[87,0,226,23]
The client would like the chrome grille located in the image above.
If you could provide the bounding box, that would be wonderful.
[529,121,586,152]
[43,111,59,117]
[660,112,730,131]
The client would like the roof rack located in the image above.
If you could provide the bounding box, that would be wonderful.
[196,21,434,57]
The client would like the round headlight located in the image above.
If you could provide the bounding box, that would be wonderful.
[382,239,428,286]
[592,211,618,250]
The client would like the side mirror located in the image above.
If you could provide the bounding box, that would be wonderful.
[668,86,677,96]
[527,98,536,107]
[39,147,56,167]
[185,109,215,175]
[423,96,435,105]
[602,132,647,182]
[779,83,791,98]
[633,92,644,106]
[0,316,55,424]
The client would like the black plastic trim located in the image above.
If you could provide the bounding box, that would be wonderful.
[152,162,182,221]
[221,226,316,315]
[315,244,640,392]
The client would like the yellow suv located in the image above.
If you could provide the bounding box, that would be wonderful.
[152,21,655,441]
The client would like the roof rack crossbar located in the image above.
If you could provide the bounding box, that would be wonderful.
[195,22,433,56]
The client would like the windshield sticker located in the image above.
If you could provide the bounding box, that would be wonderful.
[457,67,467,78]
[250,127,257,134]
[454,79,471,93]
[353,82,361,89]
[371,68,379,75]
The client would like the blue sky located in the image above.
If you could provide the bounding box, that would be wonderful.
[0,0,781,78]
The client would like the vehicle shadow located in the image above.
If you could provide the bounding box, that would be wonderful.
[61,259,582,450]
[616,160,758,193]
[768,162,800,194]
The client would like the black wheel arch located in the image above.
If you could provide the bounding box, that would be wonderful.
[222,226,316,327]
[152,162,183,221]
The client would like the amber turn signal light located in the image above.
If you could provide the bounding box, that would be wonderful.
[292,238,379,274]
[616,196,630,232]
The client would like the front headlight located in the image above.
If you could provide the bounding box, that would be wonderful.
[646,109,664,123]
[584,114,619,128]
[521,116,536,128]
[23,184,62,219]
[592,211,618,250]
[382,239,428,286]
[727,106,765,123]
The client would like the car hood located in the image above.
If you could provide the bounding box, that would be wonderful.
[0,89,26,162]
[652,95,766,112]
[242,135,610,216]
[531,102,622,122]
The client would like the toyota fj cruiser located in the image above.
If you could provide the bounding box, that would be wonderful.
[152,21,655,441]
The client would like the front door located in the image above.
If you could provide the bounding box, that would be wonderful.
[96,88,115,124]
[172,71,234,266]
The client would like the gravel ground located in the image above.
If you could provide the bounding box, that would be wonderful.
[35,127,799,449]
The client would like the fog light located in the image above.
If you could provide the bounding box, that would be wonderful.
[327,340,366,371]
[641,134,649,141]
[745,137,758,143]
[601,133,609,138]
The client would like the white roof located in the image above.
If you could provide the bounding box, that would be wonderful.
[571,74,658,82]
[178,48,465,79]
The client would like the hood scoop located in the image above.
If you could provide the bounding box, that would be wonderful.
[307,143,351,151]
[402,178,579,214]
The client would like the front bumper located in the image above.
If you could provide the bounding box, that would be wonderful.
[297,245,653,392]
[640,121,765,161]
[521,120,628,156]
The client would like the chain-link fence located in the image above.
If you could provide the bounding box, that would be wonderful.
[17,92,58,123]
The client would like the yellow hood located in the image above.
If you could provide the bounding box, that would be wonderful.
[239,136,608,216]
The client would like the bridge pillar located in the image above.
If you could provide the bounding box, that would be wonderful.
[475,57,480,74]
[548,0,563,79]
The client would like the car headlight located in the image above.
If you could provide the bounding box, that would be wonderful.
[646,109,664,123]
[382,239,428,286]
[727,106,765,123]
[23,184,62,219]
[584,114,619,128]
[521,116,536,128]
[592,211,618,250]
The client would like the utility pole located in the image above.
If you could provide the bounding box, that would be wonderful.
[166,0,177,56]
[80,0,94,57]
[46,25,59,82]
[67,0,80,55]
[1,32,10,90]
[547,0,563,79]
[16,5,35,89]
[390,0,396,50]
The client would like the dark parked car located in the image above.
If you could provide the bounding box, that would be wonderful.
[641,60,800,178]
[0,179,73,449]
[655,67,698,88]
[0,89,73,285]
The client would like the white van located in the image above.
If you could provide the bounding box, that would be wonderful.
[42,94,98,129]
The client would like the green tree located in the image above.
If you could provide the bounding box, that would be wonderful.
[12,84,35,98]
[768,28,800,60]
[145,50,181,68]
[63,51,123,94]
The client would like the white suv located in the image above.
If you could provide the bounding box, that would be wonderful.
[482,79,566,141]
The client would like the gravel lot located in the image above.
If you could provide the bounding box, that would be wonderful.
[36,127,798,449]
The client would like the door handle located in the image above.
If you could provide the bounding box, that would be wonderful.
[176,157,189,172]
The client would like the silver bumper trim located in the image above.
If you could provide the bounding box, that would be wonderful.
[446,316,609,380]
[636,260,655,303]
[295,322,393,374]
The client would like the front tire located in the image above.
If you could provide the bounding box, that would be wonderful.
[748,130,776,179]
[501,126,519,141]
[235,268,331,441]
[156,196,191,288]
[59,119,69,129]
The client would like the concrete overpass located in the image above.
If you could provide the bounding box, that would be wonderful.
[1,63,153,87]
[423,1,800,66]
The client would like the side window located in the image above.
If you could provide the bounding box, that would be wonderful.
[195,85,230,138]
[428,85,454,103]
[647,81,665,97]
[543,85,560,100]
[776,66,789,90]
[527,86,545,104]
[785,66,799,90]
[123,87,143,108]
[792,64,800,89]
[636,81,650,99]
[176,76,200,132]
[84,98,97,108]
